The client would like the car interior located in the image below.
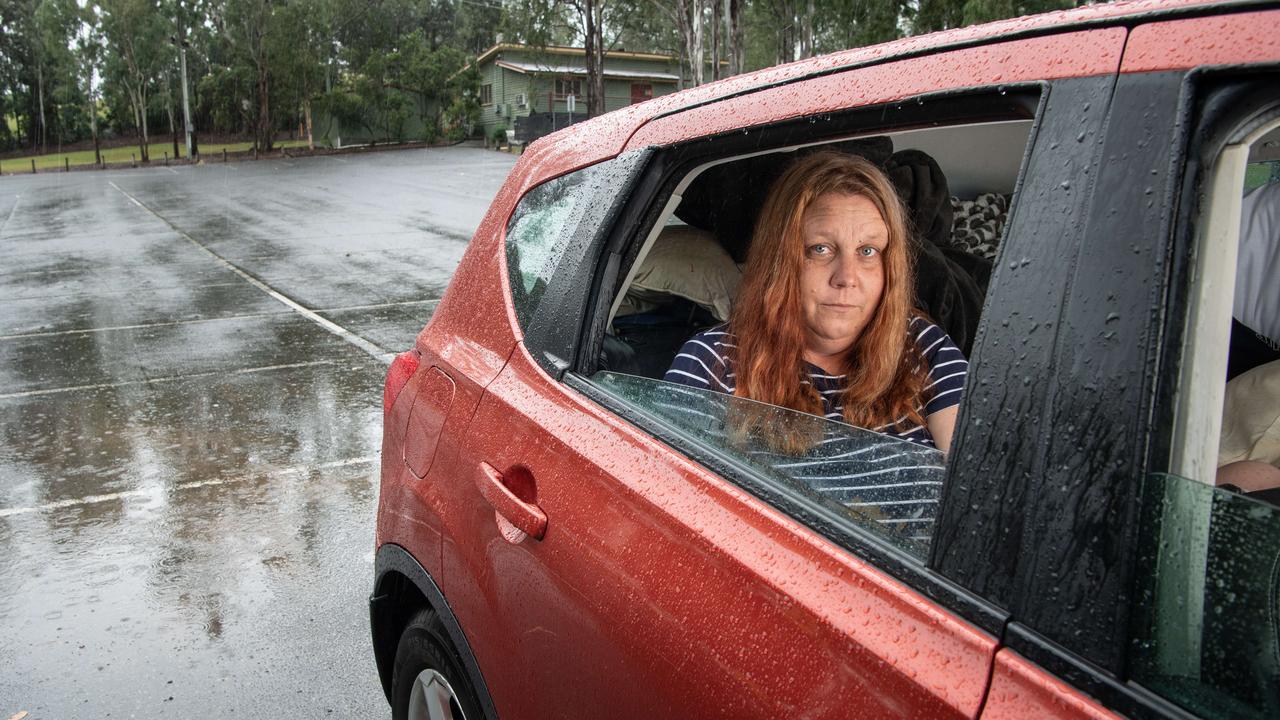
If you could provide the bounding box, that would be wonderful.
[600,119,1034,381]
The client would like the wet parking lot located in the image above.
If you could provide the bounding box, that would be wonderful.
[0,147,517,718]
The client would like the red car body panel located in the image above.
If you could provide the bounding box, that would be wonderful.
[625,29,1127,150]
[981,650,1122,720]
[1120,8,1280,73]
[446,345,999,719]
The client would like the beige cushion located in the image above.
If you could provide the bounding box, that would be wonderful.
[1219,359,1280,468]
[624,225,742,322]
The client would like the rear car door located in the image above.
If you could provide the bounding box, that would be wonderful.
[449,27,1129,720]
[970,7,1280,720]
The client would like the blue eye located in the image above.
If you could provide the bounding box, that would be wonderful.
[807,244,832,256]
[858,246,880,257]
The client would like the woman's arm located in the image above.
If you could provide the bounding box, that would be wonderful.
[926,406,959,453]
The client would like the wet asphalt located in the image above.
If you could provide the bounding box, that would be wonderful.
[0,147,517,718]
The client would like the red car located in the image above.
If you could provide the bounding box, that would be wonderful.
[372,1,1280,718]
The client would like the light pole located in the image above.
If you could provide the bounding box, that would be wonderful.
[171,34,197,158]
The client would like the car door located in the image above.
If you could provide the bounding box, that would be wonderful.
[975,8,1280,720]
[447,27,1129,720]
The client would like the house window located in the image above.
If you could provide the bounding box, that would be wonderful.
[480,83,493,106]
[554,78,581,99]
[630,83,653,104]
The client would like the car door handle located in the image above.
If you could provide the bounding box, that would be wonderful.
[476,462,547,541]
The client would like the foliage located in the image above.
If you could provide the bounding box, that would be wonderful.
[490,121,508,145]
[0,0,1100,155]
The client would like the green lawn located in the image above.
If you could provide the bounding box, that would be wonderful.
[1,139,310,172]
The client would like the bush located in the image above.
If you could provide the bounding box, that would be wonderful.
[421,120,440,145]
[490,123,508,146]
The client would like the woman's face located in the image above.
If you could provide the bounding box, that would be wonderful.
[798,192,887,361]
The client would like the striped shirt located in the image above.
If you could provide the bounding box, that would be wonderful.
[663,316,968,448]
[597,371,949,552]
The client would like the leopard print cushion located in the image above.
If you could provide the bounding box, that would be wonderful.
[950,193,1010,260]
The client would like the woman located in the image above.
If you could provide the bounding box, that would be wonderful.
[664,151,966,452]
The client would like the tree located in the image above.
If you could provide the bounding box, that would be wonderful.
[75,0,104,164]
[398,30,468,137]
[270,0,331,149]
[102,0,167,161]
[223,0,276,151]
[911,0,1078,34]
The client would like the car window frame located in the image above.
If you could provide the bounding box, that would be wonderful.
[560,85,1056,637]
[1132,72,1280,716]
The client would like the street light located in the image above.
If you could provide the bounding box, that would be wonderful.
[170,34,198,159]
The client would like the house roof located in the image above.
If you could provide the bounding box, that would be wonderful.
[495,60,680,83]
[473,43,676,69]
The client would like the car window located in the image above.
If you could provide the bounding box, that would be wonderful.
[579,110,1041,572]
[505,172,589,326]
[1133,93,1280,717]
[592,371,947,558]
[504,150,651,374]
[1128,473,1280,719]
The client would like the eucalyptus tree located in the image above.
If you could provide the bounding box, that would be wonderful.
[74,0,104,164]
[102,0,168,161]
[269,0,331,149]
[910,0,1078,33]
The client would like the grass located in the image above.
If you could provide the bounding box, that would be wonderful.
[1245,161,1278,192]
[1,138,310,172]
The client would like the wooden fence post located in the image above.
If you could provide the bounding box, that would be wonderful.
[31,159,37,174]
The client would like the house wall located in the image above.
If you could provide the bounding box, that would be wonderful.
[475,47,681,138]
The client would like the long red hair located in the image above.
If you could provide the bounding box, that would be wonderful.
[729,151,929,431]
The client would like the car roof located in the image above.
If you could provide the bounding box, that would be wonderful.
[510,0,1259,197]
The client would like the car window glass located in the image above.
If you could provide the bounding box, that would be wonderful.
[1128,473,1280,719]
[504,151,651,375]
[505,171,590,328]
[591,371,947,559]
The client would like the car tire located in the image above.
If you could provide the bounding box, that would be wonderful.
[391,607,484,720]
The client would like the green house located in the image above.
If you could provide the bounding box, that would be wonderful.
[469,44,683,141]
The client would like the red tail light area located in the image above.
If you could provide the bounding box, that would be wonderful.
[383,350,421,415]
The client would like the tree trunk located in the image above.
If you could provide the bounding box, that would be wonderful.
[777,0,796,65]
[711,0,721,80]
[727,0,744,77]
[582,0,605,117]
[676,0,693,88]
[140,89,150,162]
[129,89,146,162]
[691,0,704,86]
[257,70,272,151]
[800,0,814,59]
[89,92,100,166]
[36,61,47,154]
[168,94,179,159]
[304,97,314,151]
[591,3,604,115]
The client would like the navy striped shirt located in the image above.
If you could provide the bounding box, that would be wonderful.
[663,316,967,448]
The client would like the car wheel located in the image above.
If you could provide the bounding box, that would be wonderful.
[391,608,483,720]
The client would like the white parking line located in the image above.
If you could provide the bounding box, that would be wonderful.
[108,181,393,364]
[0,359,336,400]
[0,194,21,237]
[0,455,378,518]
[0,311,286,340]
[0,298,439,341]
